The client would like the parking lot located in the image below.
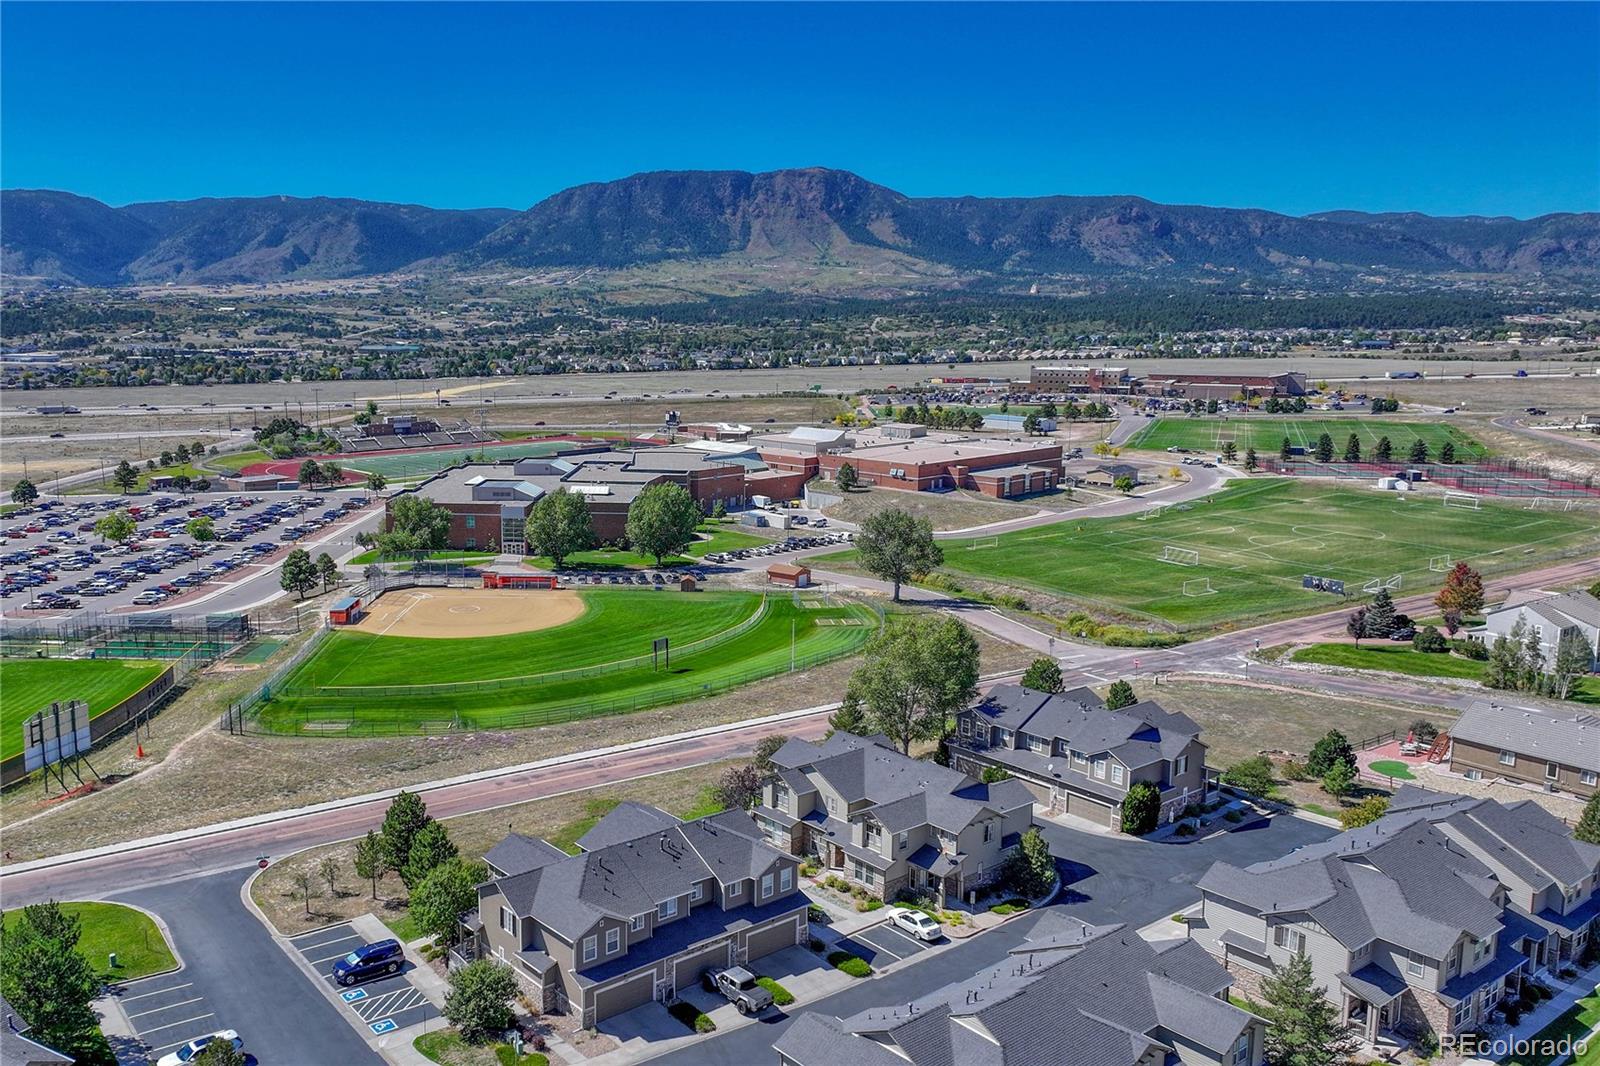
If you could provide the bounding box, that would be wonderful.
[115,971,228,1063]
[833,920,935,968]
[288,924,439,1038]
[1,491,378,620]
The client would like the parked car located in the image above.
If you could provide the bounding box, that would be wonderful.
[157,1031,242,1066]
[702,965,774,1014]
[332,939,404,985]
[888,908,944,942]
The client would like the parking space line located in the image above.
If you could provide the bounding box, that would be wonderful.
[120,981,192,1002]
[289,925,355,945]
[128,997,203,1020]
[309,948,360,966]
[134,1011,216,1037]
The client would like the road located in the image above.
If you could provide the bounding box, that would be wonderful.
[1491,414,1600,456]
[653,813,1333,1066]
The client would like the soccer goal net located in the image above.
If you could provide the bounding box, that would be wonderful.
[1443,491,1481,510]
[1429,555,1452,572]
[1182,577,1216,597]
[1159,545,1200,566]
[968,537,999,550]
[1137,505,1168,522]
[1363,573,1403,593]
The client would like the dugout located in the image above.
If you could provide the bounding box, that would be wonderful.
[328,595,364,625]
[483,572,559,590]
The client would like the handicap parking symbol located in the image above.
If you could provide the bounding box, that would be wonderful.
[340,988,368,1003]
[369,1019,397,1035]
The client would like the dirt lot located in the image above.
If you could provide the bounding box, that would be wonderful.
[823,486,1067,531]
[488,394,848,431]
[0,611,1034,860]
[250,759,739,935]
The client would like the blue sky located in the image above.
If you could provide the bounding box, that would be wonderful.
[3,2,1596,218]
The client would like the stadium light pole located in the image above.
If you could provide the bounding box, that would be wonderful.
[791,619,796,672]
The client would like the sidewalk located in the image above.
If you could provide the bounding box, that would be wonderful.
[1462,959,1600,1066]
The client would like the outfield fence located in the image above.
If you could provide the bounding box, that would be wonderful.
[1263,458,1600,499]
[219,622,333,733]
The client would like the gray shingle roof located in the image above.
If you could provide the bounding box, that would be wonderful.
[972,683,1202,769]
[1,994,72,1066]
[778,922,1253,1066]
[1450,700,1600,773]
[484,833,569,878]
[575,802,681,852]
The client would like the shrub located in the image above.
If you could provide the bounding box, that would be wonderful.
[1413,625,1449,653]
[807,904,828,923]
[1121,781,1161,836]
[990,898,1032,915]
[1175,822,1198,837]
[755,977,795,1007]
[1452,636,1489,660]
[980,765,1013,784]
[827,951,871,978]
[855,899,884,912]
[1281,759,1309,781]
[807,936,825,953]
[1408,720,1440,744]
[667,1001,715,1033]
[1224,809,1244,823]
[1339,795,1390,830]
[1502,1002,1522,1026]
[800,859,821,877]
[1221,756,1276,797]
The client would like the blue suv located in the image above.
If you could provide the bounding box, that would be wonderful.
[331,939,404,985]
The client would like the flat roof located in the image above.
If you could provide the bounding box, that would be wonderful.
[831,435,1061,467]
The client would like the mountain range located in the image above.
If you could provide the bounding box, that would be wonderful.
[5,168,1598,288]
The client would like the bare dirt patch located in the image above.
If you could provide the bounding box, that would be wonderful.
[823,486,1049,532]
[352,587,586,639]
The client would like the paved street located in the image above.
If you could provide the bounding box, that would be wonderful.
[109,868,381,1065]
[654,813,1334,1066]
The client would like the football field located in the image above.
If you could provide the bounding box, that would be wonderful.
[257,588,878,734]
[939,479,1599,628]
[0,658,166,761]
[1127,417,1484,459]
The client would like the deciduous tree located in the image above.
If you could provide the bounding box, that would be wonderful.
[95,510,138,546]
[1434,563,1485,618]
[1307,730,1355,777]
[1021,657,1063,694]
[0,903,106,1064]
[625,482,702,565]
[846,615,979,754]
[854,509,942,602]
[835,463,858,491]
[1554,631,1596,700]
[317,552,339,590]
[410,858,484,944]
[1121,781,1161,836]
[279,548,318,599]
[527,488,595,567]
[1576,793,1600,845]
[711,764,763,811]
[752,734,788,775]
[378,495,453,556]
[443,959,519,1044]
[353,830,389,899]
[10,479,38,505]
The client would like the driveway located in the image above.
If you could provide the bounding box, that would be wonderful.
[652,813,1334,1066]
[110,867,381,1066]
[288,923,440,1038]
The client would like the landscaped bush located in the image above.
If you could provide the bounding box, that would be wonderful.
[855,899,884,912]
[755,977,795,1006]
[1281,759,1309,781]
[807,936,825,952]
[800,859,821,878]
[1412,625,1449,653]
[807,904,828,923]
[822,875,850,893]
[1174,822,1198,837]
[827,951,871,978]
[1223,809,1245,823]
[667,1001,715,1033]
[990,898,1032,915]
[980,765,1013,784]
[1221,756,1277,797]
[1452,636,1488,660]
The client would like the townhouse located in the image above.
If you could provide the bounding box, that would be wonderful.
[1191,787,1600,1049]
[1479,590,1600,673]
[947,684,1210,829]
[750,732,1035,905]
[465,802,807,1027]
[1449,700,1600,800]
[776,913,1266,1066]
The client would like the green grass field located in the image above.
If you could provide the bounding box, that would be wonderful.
[1126,417,1485,459]
[0,658,166,761]
[1291,643,1489,681]
[2,901,177,981]
[339,438,580,480]
[1505,989,1600,1066]
[525,524,768,570]
[258,589,878,734]
[901,479,1597,630]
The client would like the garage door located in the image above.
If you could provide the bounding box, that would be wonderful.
[673,941,730,992]
[1015,777,1051,805]
[1067,792,1116,827]
[593,970,654,1022]
[745,916,799,963]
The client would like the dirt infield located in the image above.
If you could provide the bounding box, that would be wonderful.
[351,587,587,638]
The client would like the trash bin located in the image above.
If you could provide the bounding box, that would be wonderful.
[108,952,119,969]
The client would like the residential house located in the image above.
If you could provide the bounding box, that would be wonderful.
[1079,462,1143,488]
[775,913,1266,1066]
[751,732,1034,905]
[1479,590,1600,673]
[1448,700,1600,799]
[948,684,1209,829]
[1,994,72,1066]
[1191,787,1600,1048]
[466,802,807,1027]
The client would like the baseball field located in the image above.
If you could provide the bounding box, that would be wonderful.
[256,588,878,735]
[932,479,1600,629]
[1126,417,1485,458]
[0,658,167,761]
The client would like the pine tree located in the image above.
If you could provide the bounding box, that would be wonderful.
[1363,589,1397,639]
[1373,435,1393,462]
[1408,438,1429,464]
[1259,950,1362,1066]
[380,791,431,872]
[1485,623,1526,691]
[1439,441,1456,463]
[1244,446,1258,471]
[1105,680,1137,709]
[1314,433,1334,462]
[1576,794,1600,845]
[1280,436,1293,461]
[1343,433,1361,462]
[827,692,868,737]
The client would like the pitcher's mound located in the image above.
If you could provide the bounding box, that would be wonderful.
[353,587,585,638]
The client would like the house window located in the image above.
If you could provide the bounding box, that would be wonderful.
[780,867,793,893]
[825,795,838,815]
[1071,750,1088,768]
[606,928,620,954]
[1500,750,1517,767]
[582,936,597,963]
[1175,755,1189,777]
[864,823,882,848]
[1093,758,1107,780]
[959,717,972,738]
[773,784,790,811]
[464,515,476,529]
[1547,762,1560,781]
[1111,764,1125,787]
[1406,953,1425,978]
[897,831,908,851]
[998,729,1014,747]
[1233,1033,1251,1065]
[464,538,476,548]
[1452,998,1473,1029]
[761,873,774,899]
[852,861,877,887]
[630,915,645,932]
[691,883,704,902]
[983,822,994,843]
[1582,770,1598,787]
[1027,735,1049,755]
[658,898,678,920]
[727,881,742,899]
[1273,925,1306,954]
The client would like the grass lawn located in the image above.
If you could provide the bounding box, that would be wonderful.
[1291,643,1488,681]
[349,549,496,565]
[1368,760,1417,780]
[413,1030,548,1066]
[830,479,1598,631]
[203,448,270,473]
[2,901,177,981]
[337,439,578,480]
[1504,989,1600,1066]
[259,590,878,734]
[1126,417,1486,459]
[0,658,167,760]
[523,524,767,570]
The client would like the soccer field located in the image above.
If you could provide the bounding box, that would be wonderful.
[937,479,1599,629]
[338,438,579,480]
[258,589,878,734]
[0,658,166,760]
[1126,418,1484,459]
